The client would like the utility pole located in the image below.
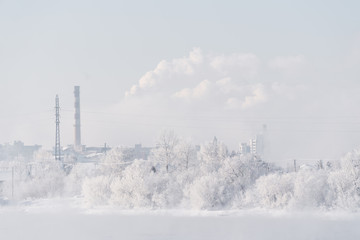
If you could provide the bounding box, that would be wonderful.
[55,95,61,161]
[104,143,107,155]
[11,166,14,199]
[294,159,297,173]
[74,86,81,151]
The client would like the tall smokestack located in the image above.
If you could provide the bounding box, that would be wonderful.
[74,86,81,151]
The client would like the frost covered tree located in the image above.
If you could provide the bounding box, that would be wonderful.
[199,137,228,173]
[328,148,360,209]
[176,140,197,171]
[245,172,295,209]
[81,147,132,203]
[55,133,360,210]
[7,150,66,200]
[109,159,174,208]
[220,155,270,192]
[98,146,132,177]
[150,130,180,173]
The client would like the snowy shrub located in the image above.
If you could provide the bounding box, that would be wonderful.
[185,173,232,210]
[110,159,184,209]
[247,169,333,210]
[291,169,333,209]
[245,173,295,209]
[327,149,360,210]
[82,175,112,206]
[63,163,95,196]
[149,175,183,208]
[12,159,65,200]
[110,160,154,208]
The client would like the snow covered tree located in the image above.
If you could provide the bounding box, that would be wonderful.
[176,140,197,171]
[98,146,132,177]
[150,130,180,173]
[328,148,360,209]
[199,137,228,173]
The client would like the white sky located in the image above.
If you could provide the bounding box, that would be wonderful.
[0,0,360,163]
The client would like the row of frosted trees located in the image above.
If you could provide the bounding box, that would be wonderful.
[2,130,360,210]
[81,130,274,209]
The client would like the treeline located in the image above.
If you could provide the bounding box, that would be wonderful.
[2,130,360,211]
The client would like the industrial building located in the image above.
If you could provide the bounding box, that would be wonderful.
[54,86,152,162]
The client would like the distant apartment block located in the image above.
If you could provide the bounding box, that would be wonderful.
[0,141,41,161]
[239,125,267,157]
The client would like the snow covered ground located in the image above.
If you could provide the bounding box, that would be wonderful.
[1,199,360,240]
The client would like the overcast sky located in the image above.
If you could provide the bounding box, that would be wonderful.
[0,0,360,163]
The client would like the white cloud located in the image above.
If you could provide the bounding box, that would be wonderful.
[125,85,138,97]
[215,77,243,94]
[271,82,307,100]
[188,47,203,64]
[210,53,260,78]
[126,60,169,96]
[125,48,203,96]
[139,72,156,88]
[226,84,267,109]
[125,49,262,97]
[124,48,300,111]
[153,60,170,75]
[226,97,242,109]
[241,84,267,109]
[173,79,211,100]
[268,55,305,74]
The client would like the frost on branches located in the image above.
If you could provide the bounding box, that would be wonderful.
[3,131,360,211]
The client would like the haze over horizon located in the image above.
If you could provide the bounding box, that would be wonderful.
[1,0,360,164]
